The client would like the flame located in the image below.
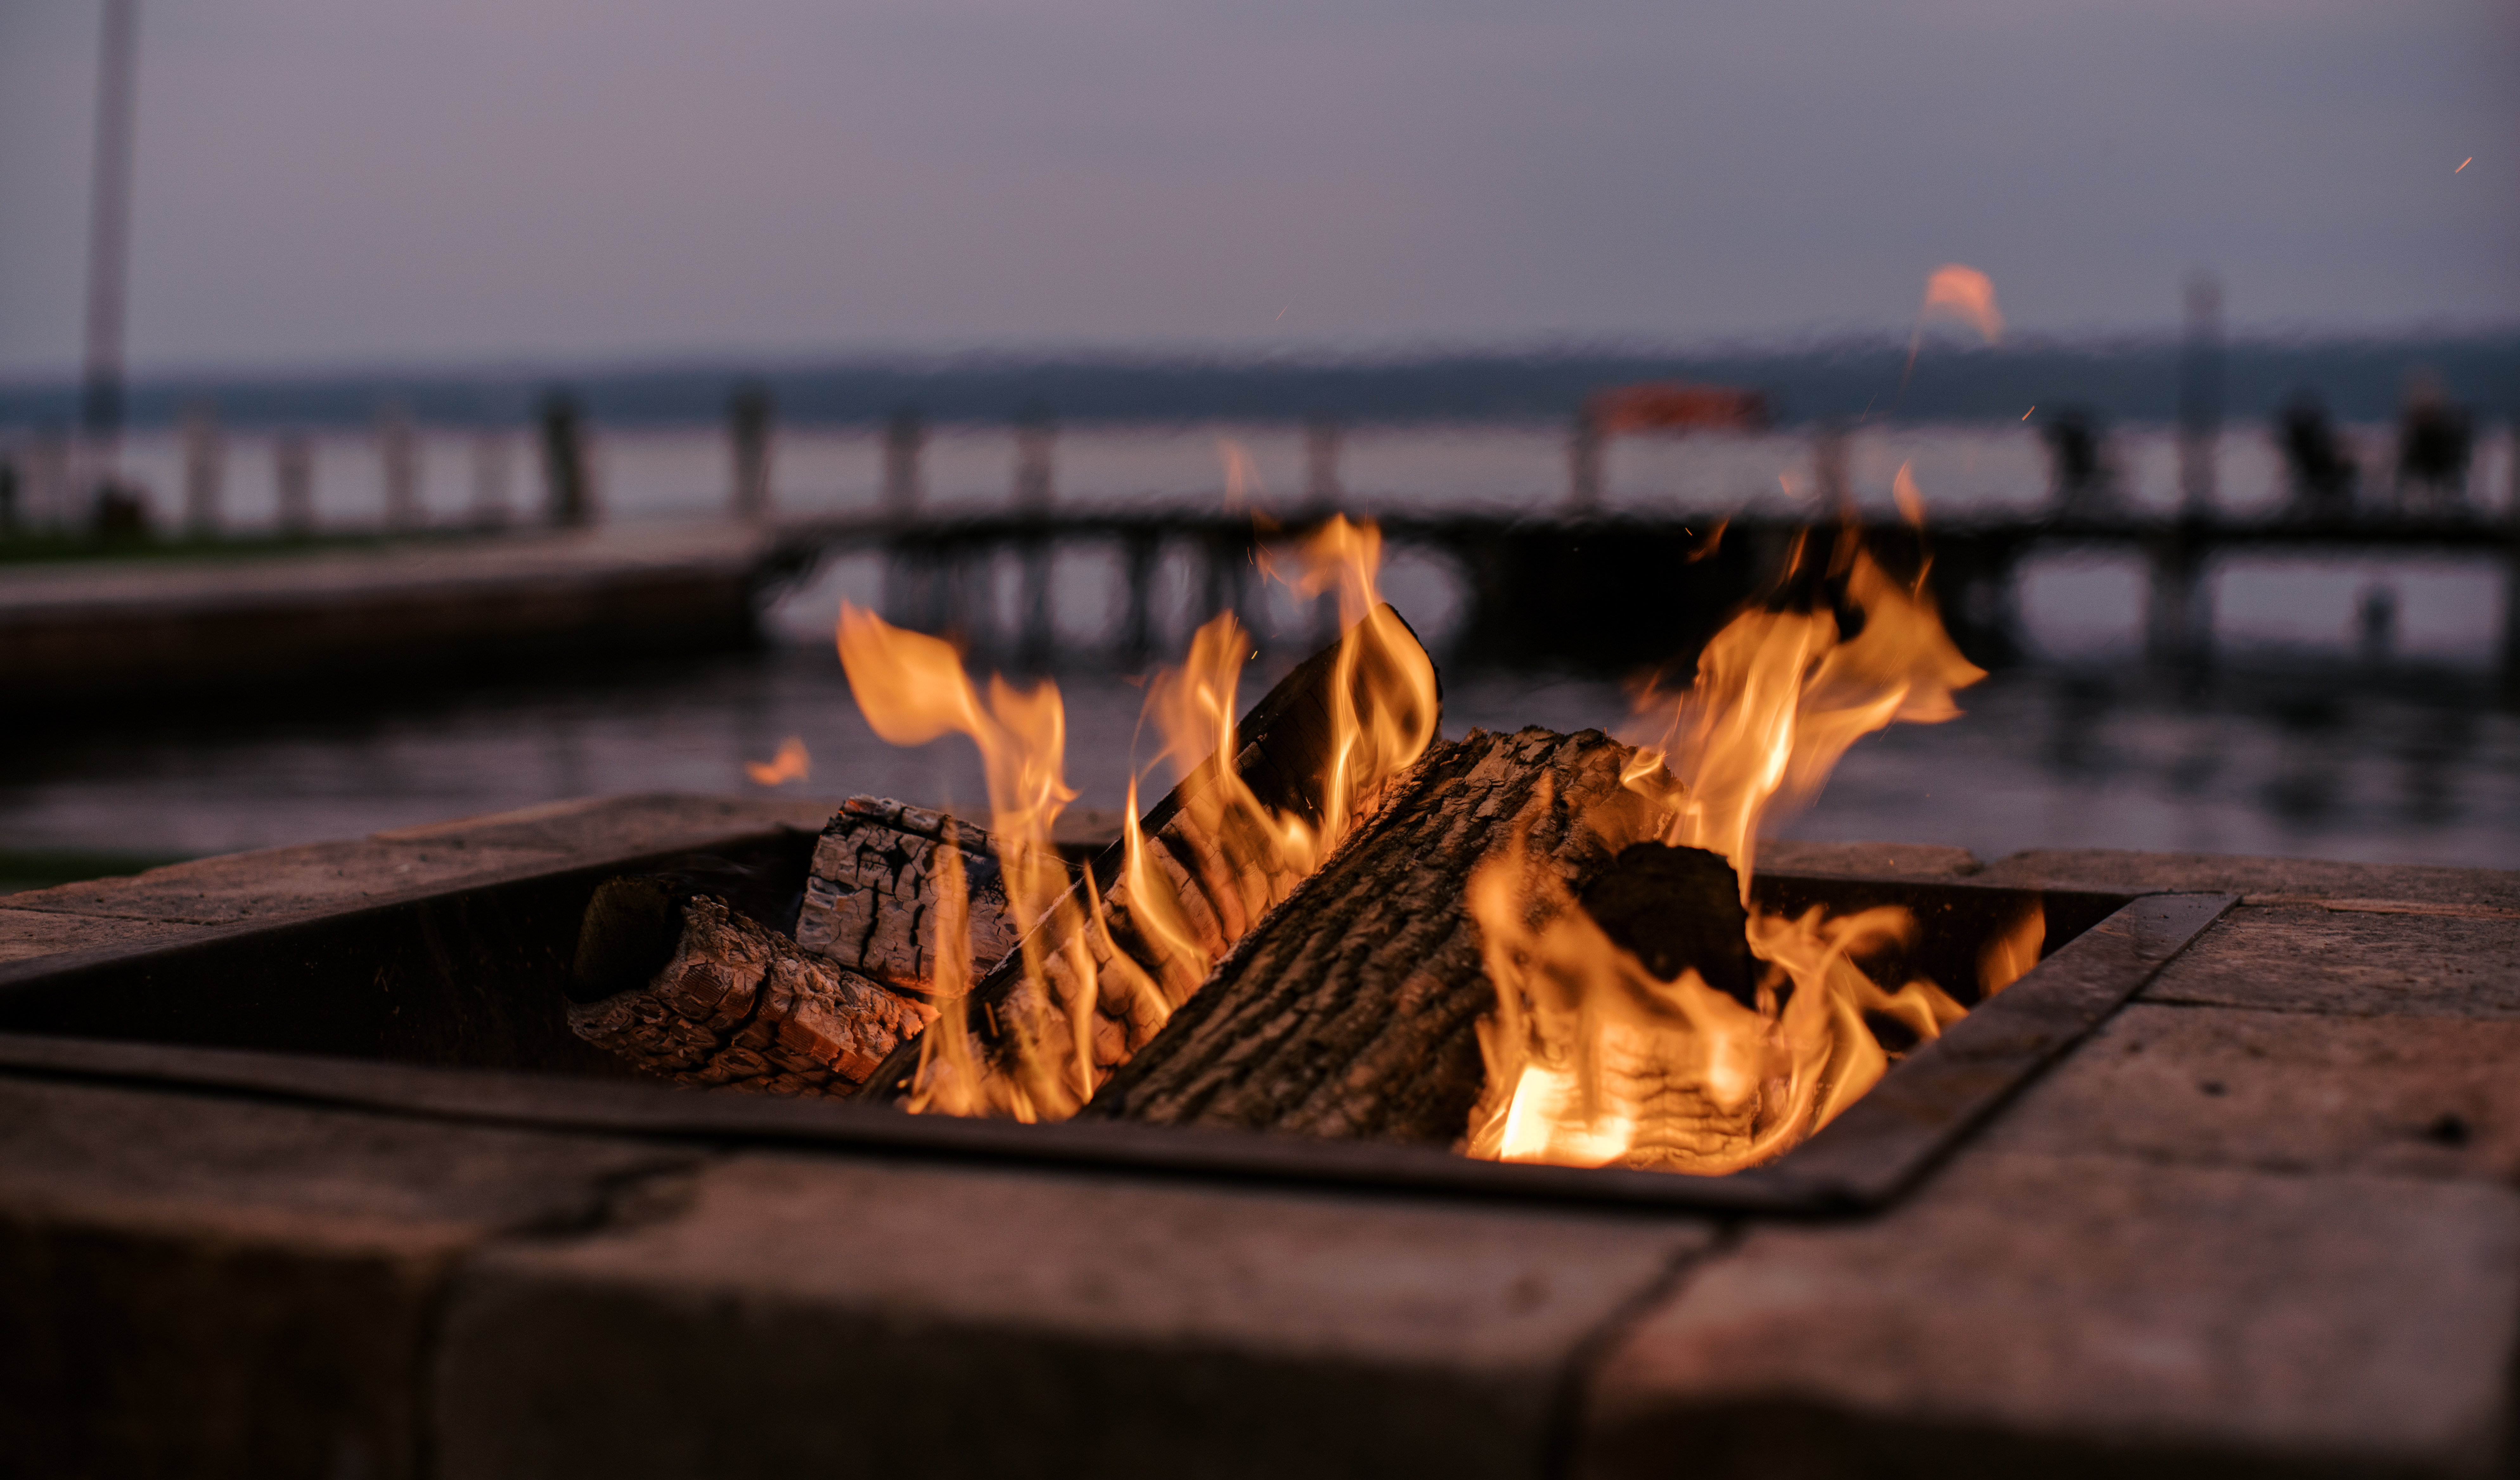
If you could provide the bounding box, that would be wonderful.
[1918,264,2004,344]
[1621,545,1983,889]
[838,515,1437,1122]
[1892,462,1927,527]
[1463,829,1967,1174]
[1469,536,1988,1174]
[1218,438,1267,510]
[743,735,811,787]
[837,604,1085,1118]
[1978,899,2045,997]
[1276,516,1442,851]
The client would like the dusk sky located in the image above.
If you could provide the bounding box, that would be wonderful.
[1,0,2512,377]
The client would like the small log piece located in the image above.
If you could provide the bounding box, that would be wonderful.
[796,798,1022,992]
[1078,725,1663,1143]
[567,878,934,1095]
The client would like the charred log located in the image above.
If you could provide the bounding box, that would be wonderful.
[1078,725,1664,1143]
[567,878,932,1095]
[1578,842,1754,1006]
[796,799,1023,992]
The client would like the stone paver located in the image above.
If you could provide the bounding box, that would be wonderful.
[1978,848,2520,912]
[10,811,2520,1477]
[0,1074,691,1480]
[435,1150,1714,1480]
[1979,1002,2520,1182]
[2140,904,2520,1019]
[1758,839,1985,881]
[0,907,198,964]
[0,793,832,939]
[1582,1150,2520,1480]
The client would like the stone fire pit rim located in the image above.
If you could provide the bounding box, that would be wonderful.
[0,885,2232,1220]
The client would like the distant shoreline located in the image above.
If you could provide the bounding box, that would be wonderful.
[3,333,2514,432]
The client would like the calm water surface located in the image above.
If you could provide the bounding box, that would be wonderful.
[5,420,2514,881]
[6,643,2514,882]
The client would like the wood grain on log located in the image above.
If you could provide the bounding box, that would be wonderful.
[1078,726,1661,1143]
[568,881,933,1096]
[796,799,1020,992]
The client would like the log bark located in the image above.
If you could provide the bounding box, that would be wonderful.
[567,880,933,1095]
[1077,725,1665,1143]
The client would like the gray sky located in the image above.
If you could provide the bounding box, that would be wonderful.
[1,0,2513,376]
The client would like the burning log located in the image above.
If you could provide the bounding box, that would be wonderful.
[564,596,1438,1106]
[795,798,1023,992]
[1078,725,1667,1142]
[853,594,1442,1114]
[566,878,933,1095]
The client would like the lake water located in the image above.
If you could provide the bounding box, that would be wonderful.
[3,419,2514,882]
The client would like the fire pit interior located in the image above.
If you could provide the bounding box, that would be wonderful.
[0,516,2249,1213]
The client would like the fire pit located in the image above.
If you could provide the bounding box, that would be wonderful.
[0,791,2220,1213]
[3,797,2513,1478]
[4,514,2515,1478]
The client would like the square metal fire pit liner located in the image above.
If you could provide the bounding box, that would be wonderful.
[0,891,2234,1216]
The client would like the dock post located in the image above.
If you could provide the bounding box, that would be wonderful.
[180,400,222,538]
[1567,410,1603,510]
[1201,524,1253,643]
[379,401,420,530]
[470,430,514,528]
[537,390,595,528]
[883,407,925,518]
[2177,273,2223,517]
[1120,530,1158,665]
[2503,413,2520,704]
[275,431,315,538]
[728,381,773,522]
[2144,517,2212,672]
[1305,416,1343,509]
[1014,407,1055,670]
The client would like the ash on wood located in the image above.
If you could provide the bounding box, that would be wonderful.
[796,799,1021,992]
[568,879,932,1095]
[1079,726,1661,1143]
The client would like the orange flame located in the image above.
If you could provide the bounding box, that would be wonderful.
[838,515,1438,1122]
[1892,461,1928,527]
[1978,899,2045,997]
[1620,545,1981,890]
[1218,438,1267,511]
[837,604,1085,1118]
[1276,516,1441,852]
[1470,537,1986,1174]
[743,735,811,787]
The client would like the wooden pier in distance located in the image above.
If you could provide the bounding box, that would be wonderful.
[5,497,2514,718]
[775,501,2520,684]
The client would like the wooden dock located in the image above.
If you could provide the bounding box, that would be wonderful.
[778,502,2520,682]
[6,498,2514,715]
[2,521,781,711]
